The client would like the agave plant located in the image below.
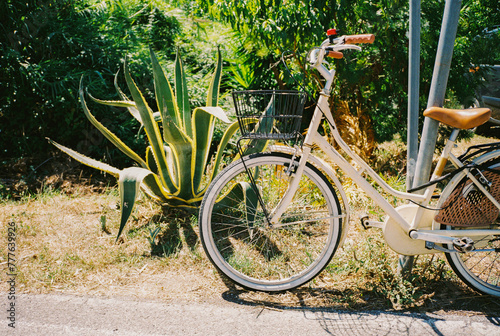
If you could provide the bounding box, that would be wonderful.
[49,48,241,239]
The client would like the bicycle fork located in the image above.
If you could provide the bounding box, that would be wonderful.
[268,146,312,225]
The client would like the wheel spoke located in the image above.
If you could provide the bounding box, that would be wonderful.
[199,153,343,291]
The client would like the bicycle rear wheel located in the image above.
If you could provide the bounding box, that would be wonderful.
[441,158,500,297]
[199,152,343,292]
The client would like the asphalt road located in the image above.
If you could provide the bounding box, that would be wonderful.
[1,294,499,335]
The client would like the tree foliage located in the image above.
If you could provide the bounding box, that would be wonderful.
[1,0,498,167]
[0,0,229,164]
[196,0,500,142]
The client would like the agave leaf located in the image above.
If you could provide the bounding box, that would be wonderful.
[251,95,275,141]
[140,171,181,203]
[244,185,259,228]
[124,61,178,194]
[191,106,230,189]
[116,167,154,240]
[137,112,161,137]
[163,145,176,180]
[78,81,148,169]
[153,111,162,122]
[160,110,193,194]
[145,146,158,174]
[150,47,181,128]
[174,49,192,136]
[214,181,259,226]
[114,71,142,123]
[197,106,231,123]
[191,106,232,194]
[145,145,176,177]
[237,139,269,158]
[195,120,240,196]
[161,112,192,146]
[141,173,201,206]
[48,139,120,177]
[161,115,191,193]
[206,47,222,107]
[87,93,136,109]
[191,110,215,197]
[140,173,167,203]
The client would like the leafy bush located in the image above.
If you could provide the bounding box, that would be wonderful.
[0,0,120,159]
[195,0,500,143]
[0,0,197,166]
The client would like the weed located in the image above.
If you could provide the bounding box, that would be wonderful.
[100,215,111,234]
[146,225,161,249]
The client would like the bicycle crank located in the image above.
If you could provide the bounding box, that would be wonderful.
[410,230,475,252]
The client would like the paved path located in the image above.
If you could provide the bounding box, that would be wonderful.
[1,294,499,335]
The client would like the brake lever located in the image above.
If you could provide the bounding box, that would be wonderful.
[330,44,362,52]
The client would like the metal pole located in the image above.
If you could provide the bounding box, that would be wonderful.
[407,0,421,190]
[413,0,463,187]
[399,0,421,276]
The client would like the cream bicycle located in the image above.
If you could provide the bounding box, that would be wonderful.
[198,30,500,295]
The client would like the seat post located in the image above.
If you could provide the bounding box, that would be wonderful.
[431,128,460,180]
[449,128,459,142]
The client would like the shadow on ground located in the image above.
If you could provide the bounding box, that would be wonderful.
[220,285,500,335]
[220,279,500,315]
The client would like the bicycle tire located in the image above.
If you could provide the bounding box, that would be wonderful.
[441,154,500,297]
[199,152,343,292]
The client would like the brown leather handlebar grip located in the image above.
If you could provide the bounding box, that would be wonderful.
[344,34,375,44]
[327,51,344,59]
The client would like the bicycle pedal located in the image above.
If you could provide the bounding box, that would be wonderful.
[452,237,475,253]
[359,214,369,229]
[359,214,383,230]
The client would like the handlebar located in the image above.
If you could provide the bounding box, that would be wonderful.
[344,34,375,44]
[308,32,375,65]
[306,31,375,92]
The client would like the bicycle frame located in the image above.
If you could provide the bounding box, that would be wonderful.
[268,42,500,255]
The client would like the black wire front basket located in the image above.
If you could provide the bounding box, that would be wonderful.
[232,90,306,142]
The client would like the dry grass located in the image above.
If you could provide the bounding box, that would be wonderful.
[0,188,223,302]
[1,135,499,313]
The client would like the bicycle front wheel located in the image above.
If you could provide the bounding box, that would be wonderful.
[199,152,343,292]
[442,157,500,297]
